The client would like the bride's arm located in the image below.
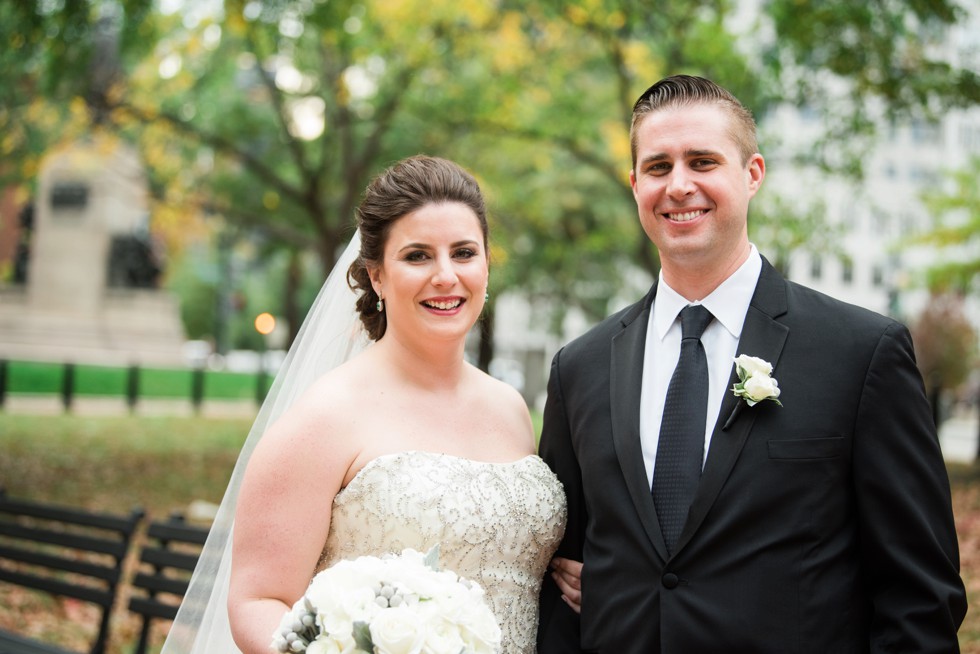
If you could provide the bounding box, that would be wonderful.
[228,384,355,654]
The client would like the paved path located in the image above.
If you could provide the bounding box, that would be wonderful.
[1,394,259,420]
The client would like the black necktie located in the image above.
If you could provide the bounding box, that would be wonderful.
[653,304,713,555]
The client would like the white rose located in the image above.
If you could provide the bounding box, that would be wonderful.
[307,565,377,613]
[315,585,379,635]
[307,637,344,654]
[422,618,467,654]
[735,354,772,377]
[458,604,502,654]
[393,564,457,601]
[391,548,427,567]
[743,373,780,402]
[369,606,426,654]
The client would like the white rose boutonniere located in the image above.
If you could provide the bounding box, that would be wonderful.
[732,355,782,407]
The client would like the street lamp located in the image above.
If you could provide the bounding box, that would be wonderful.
[254,312,276,404]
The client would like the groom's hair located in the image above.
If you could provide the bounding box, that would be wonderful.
[629,75,758,168]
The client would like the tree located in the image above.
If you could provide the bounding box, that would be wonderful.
[452,0,978,330]
[910,292,977,425]
[764,0,980,177]
[454,1,771,330]
[917,157,980,292]
[3,1,575,352]
[2,0,977,366]
[0,0,157,187]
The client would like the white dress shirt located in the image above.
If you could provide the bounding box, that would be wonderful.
[640,245,763,487]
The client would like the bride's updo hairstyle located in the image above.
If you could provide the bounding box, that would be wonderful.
[348,155,489,341]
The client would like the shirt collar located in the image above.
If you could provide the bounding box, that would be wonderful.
[653,244,762,341]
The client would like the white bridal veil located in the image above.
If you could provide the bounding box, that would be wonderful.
[161,233,368,654]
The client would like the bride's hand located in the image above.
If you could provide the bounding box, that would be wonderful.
[550,557,583,614]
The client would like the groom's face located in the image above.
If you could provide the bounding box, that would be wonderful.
[629,103,764,276]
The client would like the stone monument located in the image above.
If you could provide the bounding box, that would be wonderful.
[0,136,186,366]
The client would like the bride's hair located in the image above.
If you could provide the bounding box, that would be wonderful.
[347,155,490,341]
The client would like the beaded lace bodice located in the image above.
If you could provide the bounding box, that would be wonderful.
[318,451,567,654]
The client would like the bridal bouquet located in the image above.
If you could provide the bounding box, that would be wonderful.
[271,546,501,654]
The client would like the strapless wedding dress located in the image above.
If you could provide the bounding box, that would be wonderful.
[318,451,567,654]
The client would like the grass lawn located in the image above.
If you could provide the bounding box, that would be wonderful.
[1,413,979,652]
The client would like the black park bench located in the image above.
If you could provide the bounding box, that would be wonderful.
[127,514,210,654]
[0,489,144,654]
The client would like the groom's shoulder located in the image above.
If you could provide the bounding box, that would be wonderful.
[782,276,902,336]
[758,257,894,330]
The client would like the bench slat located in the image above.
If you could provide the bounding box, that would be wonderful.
[0,522,129,559]
[139,546,200,571]
[0,498,140,533]
[128,596,180,622]
[0,568,114,607]
[132,570,190,596]
[0,543,120,583]
[146,521,209,545]
[0,629,76,654]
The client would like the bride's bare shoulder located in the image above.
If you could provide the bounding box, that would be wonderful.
[468,365,535,447]
[295,350,380,414]
[470,363,526,407]
[257,350,379,448]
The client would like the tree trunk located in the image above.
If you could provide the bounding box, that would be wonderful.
[284,250,303,348]
[929,381,942,428]
[975,387,980,463]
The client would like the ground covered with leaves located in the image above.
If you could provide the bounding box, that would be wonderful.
[950,464,980,652]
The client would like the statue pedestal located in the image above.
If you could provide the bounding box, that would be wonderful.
[0,137,185,367]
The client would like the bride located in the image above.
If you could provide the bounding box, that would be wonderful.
[162,155,569,653]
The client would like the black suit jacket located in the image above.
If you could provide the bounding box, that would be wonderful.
[537,260,966,654]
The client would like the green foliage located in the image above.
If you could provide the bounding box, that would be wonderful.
[167,246,221,340]
[764,0,980,175]
[433,0,774,321]
[917,157,980,292]
[765,0,978,112]
[0,0,158,191]
[0,0,155,98]
[749,187,847,275]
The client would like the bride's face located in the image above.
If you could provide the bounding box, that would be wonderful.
[370,201,489,344]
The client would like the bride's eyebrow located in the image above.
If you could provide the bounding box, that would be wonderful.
[397,240,479,252]
[397,242,432,254]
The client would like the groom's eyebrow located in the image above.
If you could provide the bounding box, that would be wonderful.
[641,148,721,164]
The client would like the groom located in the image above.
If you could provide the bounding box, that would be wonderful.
[536,75,966,653]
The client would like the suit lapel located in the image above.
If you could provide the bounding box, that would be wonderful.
[675,260,790,554]
[610,286,670,561]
